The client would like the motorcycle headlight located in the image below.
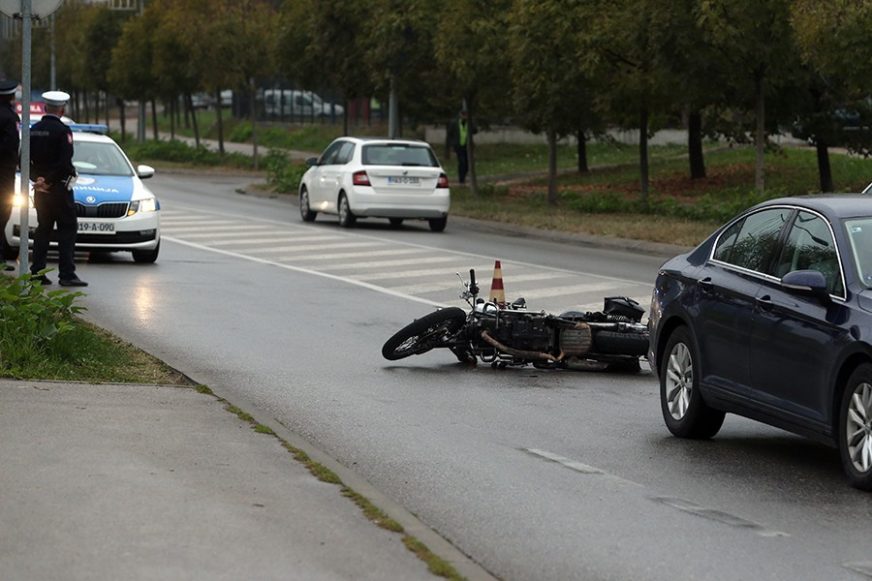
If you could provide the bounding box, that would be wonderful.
[128,197,157,215]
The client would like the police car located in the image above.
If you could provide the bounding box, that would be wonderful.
[7,123,161,263]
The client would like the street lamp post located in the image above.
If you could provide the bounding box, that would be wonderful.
[0,0,64,275]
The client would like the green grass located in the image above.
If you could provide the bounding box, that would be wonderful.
[0,273,189,383]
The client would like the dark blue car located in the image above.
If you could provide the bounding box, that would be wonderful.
[649,195,872,490]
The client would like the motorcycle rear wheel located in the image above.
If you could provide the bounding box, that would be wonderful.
[382,308,467,361]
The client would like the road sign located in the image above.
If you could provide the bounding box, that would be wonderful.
[0,0,62,18]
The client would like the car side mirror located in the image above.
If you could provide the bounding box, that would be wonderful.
[306,157,319,167]
[781,270,831,303]
[137,164,155,179]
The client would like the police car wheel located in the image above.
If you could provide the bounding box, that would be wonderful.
[132,242,160,264]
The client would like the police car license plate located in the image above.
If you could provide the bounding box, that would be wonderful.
[387,176,420,185]
[78,221,115,234]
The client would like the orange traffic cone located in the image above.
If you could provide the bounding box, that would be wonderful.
[489,260,506,305]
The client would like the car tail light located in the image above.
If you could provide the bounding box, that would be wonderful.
[352,170,371,186]
[437,173,449,188]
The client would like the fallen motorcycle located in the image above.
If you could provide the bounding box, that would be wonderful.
[382,268,650,371]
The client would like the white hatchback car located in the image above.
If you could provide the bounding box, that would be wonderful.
[7,124,161,263]
[299,137,450,232]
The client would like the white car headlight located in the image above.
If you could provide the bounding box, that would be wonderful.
[128,197,157,215]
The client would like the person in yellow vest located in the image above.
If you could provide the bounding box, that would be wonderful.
[446,109,476,184]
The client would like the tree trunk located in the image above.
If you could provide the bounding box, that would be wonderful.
[185,92,200,148]
[119,99,126,143]
[547,128,558,206]
[169,98,176,140]
[468,108,478,196]
[754,71,766,194]
[688,109,706,179]
[150,98,158,141]
[215,88,225,156]
[183,96,191,129]
[343,97,349,136]
[250,78,258,171]
[576,129,589,174]
[816,139,833,192]
[639,106,650,208]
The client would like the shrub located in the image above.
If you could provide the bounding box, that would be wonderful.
[0,273,86,374]
[119,138,254,169]
[263,150,308,193]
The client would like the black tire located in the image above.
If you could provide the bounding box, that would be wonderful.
[382,308,466,361]
[389,218,404,228]
[429,216,447,232]
[338,193,356,228]
[839,364,872,491]
[300,187,317,222]
[593,330,649,357]
[132,242,159,264]
[659,326,725,439]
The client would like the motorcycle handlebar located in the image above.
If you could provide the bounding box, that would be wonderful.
[469,269,478,295]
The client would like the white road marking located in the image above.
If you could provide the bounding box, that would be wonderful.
[650,497,790,538]
[163,236,442,307]
[523,448,642,486]
[353,266,492,282]
[163,203,651,286]
[171,230,293,240]
[280,248,427,262]
[244,241,385,254]
[392,271,569,294]
[206,235,340,246]
[317,256,459,271]
[511,282,622,300]
[169,223,262,233]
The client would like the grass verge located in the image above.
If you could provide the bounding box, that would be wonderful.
[0,273,189,384]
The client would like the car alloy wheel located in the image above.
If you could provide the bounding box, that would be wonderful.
[338,194,356,227]
[666,342,692,420]
[300,188,316,222]
[843,374,872,488]
[846,381,872,473]
[659,326,724,439]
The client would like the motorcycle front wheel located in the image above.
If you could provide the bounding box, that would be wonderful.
[382,307,467,361]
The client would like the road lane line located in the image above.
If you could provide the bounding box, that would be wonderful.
[844,562,872,578]
[649,497,789,538]
[353,266,493,282]
[168,224,261,233]
[522,448,642,488]
[163,236,443,307]
[206,235,341,246]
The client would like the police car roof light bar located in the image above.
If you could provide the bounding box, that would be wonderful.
[68,123,109,135]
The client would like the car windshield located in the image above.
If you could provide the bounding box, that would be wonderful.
[845,217,872,287]
[361,144,438,167]
[72,141,133,176]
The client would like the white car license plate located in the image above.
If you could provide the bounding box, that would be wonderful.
[78,221,115,234]
[387,176,420,185]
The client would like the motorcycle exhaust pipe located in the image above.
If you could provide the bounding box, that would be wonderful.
[480,330,557,362]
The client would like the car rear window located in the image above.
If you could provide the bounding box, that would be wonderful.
[362,144,438,167]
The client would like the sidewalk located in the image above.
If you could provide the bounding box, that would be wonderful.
[0,379,490,581]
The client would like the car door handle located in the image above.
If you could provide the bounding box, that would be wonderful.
[756,295,773,310]
[698,277,714,292]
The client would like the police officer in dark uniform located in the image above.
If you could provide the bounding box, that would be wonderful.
[30,90,86,286]
[0,79,19,272]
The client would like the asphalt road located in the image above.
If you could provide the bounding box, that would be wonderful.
[73,172,872,581]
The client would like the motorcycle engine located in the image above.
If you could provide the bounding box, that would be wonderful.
[480,312,554,352]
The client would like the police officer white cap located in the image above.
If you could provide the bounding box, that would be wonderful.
[42,90,70,107]
[0,79,17,95]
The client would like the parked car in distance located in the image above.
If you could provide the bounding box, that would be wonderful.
[262,89,344,119]
[7,124,161,263]
[649,195,872,490]
[299,137,450,232]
